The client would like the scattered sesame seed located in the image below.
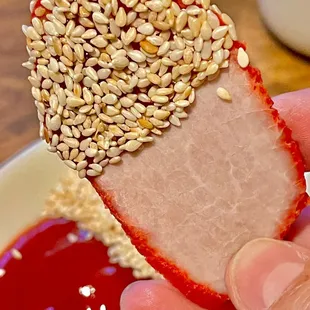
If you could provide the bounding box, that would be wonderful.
[67,233,78,243]
[11,248,22,260]
[237,47,250,69]
[216,87,232,101]
[0,269,6,278]
[44,173,162,279]
[79,285,95,298]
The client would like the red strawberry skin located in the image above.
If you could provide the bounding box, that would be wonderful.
[92,181,237,309]
[91,44,309,309]
[28,1,308,308]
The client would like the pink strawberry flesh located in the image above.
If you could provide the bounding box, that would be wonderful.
[91,50,308,308]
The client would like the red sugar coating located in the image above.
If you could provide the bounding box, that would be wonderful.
[233,42,308,239]
[0,219,138,309]
[91,44,309,309]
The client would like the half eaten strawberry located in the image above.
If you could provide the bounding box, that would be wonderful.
[23,0,309,308]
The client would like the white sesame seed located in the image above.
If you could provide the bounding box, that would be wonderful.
[237,47,250,69]
[11,249,22,260]
[224,35,233,49]
[186,5,201,16]
[53,19,66,35]
[44,21,58,36]
[69,148,79,160]
[50,134,59,147]
[0,269,6,278]
[107,146,122,158]
[123,132,138,140]
[98,158,108,168]
[29,0,36,12]
[154,109,170,120]
[211,4,222,15]
[22,61,35,70]
[66,97,85,108]
[175,100,190,108]
[91,35,108,48]
[151,95,169,104]
[224,49,230,60]
[138,136,154,143]
[67,233,78,243]
[41,0,54,10]
[57,142,69,152]
[23,0,237,178]
[211,38,224,53]
[60,124,72,137]
[207,10,220,29]
[228,24,238,41]
[182,0,195,4]
[76,161,88,172]
[25,26,42,40]
[78,169,86,178]
[216,87,232,101]
[49,71,64,83]
[82,128,96,137]
[64,137,80,148]
[127,50,146,63]
[49,115,62,131]
[175,11,188,33]
[115,7,127,27]
[220,60,229,69]
[109,156,122,164]
[112,56,129,70]
[89,163,103,173]
[221,13,234,26]
[85,148,98,158]
[79,285,95,298]
[97,69,111,80]
[213,49,224,65]
[122,140,142,152]
[146,0,164,12]
[201,0,210,10]
[93,12,109,24]
[64,160,77,170]
[103,106,120,117]
[79,138,91,151]
[86,169,101,177]
[212,25,229,40]
[137,23,155,36]
[112,114,126,124]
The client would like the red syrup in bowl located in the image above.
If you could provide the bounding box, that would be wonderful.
[0,219,138,310]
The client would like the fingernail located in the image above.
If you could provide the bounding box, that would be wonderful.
[226,238,307,309]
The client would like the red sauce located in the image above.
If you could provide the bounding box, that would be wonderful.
[0,219,138,310]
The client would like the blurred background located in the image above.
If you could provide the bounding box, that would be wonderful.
[0,0,309,163]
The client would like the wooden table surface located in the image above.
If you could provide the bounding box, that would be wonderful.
[0,0,309,163]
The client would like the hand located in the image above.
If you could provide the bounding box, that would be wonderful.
[120,89,310,310]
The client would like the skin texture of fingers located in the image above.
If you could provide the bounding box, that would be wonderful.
[226,239,310,310]
[120,90,310,310]
[273,88,310,171]
[120,280,204,310]
[270,262,310,310]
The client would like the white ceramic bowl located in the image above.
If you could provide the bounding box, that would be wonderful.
[258,0,310,57]
[0,141,309,251]
[0,141,71,248]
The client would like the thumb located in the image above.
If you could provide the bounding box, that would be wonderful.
[225,238,310,310]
